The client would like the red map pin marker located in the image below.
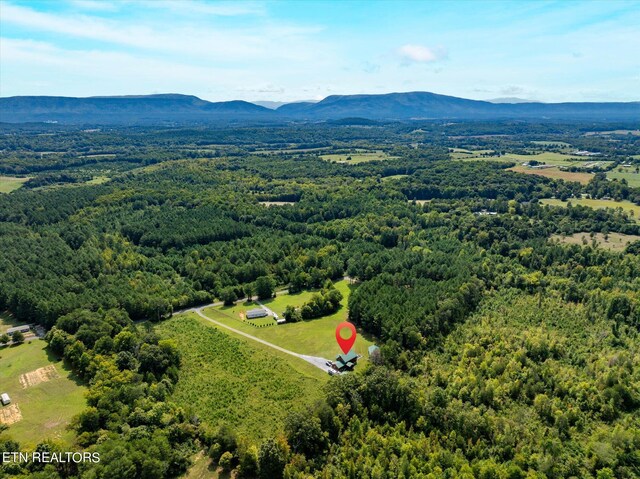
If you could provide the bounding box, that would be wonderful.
[336,321,357,354]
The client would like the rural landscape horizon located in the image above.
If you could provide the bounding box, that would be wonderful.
[1,1,639,479]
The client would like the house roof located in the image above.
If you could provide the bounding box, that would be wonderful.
[368,345,380,355]
[335,351,358,364]
[246,308,268,318]
[7,325,30,334]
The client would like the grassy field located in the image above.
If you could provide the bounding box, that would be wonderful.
[86,175,110,185]
[381,174,409,181]
[457,151,613,172]
[0,311,22,334]
[585,129,640,136]
[258,201,296,207]
[607,166,640,188]
[0,176,29,193]
[203,280,375,363]
[0,341,86,447]
[541,198,640,221]
[550,232,640,252]
[320,150,396,163]
[531,141,572,147]
[508,165,594,184]
[155,314,326,441]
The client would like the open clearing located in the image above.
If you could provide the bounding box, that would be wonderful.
[607,166,640,188]
[155,313,326,441]
[531,141,572,147]
[541,198,640,221]
[457,151,613,172]
[258,201,296,207]
[508,165,593,184]
[0,341,86,446]
[382,174,409,181]
[203,280,375,363]
[0,176,29,193]
[0,311,21,334]
[585,129,640,136]
[320,150,396,163]
[550,232,640,252]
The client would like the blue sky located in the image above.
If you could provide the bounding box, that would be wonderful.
[1,0,638,102]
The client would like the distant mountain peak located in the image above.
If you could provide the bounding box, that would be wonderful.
[1,91,637,124]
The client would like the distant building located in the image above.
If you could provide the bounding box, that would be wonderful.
[7,325,30,336]
[368,345,380,356]
[1,393,10,406]
[245,308,268,320]
[335,351,358,371]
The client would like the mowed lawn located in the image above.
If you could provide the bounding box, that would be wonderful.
[541,198,640,222]
[550,232,640,252]
[202,280,375,362]
[155,314,326,441]
[0,341,86,447]
[0,176,29,193]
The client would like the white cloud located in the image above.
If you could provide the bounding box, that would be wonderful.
[0,2,325,62]
[397,44,446,64]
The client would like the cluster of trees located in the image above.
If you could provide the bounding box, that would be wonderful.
[1,122,639,478]
[1,308,198,478]
[284,285,343,322]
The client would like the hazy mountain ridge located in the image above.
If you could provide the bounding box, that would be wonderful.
[1,91,638,124]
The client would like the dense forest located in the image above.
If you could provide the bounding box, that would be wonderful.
[0,121,639,479]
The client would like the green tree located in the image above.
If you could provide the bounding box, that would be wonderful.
[11,331,24,344]
[219,451,234,472]
[258,437,289,479]
[255,276,276,300]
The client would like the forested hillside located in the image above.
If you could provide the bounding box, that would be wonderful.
[0,122,638,479]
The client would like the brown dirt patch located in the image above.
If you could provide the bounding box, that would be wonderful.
[0,403,22,425]
[19,365,60,388]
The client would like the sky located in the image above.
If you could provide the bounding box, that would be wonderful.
[1,0,639,103]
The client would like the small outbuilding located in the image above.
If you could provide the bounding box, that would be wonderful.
[246,308,268,320]
[1,393,10,406]
[368,345,380,356]
[7,325,30,336]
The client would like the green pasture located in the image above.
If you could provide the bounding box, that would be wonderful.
[0,176,29,193]
[320,150,396,163]
[541,198,640,222]
[457,151,613,169]
[550,232,640,252]
[155,314,326,441]
[0,341,86,447]
[607,166,640,188]
[531,141,571,147]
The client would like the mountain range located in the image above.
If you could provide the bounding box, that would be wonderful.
[1,91,638,124]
